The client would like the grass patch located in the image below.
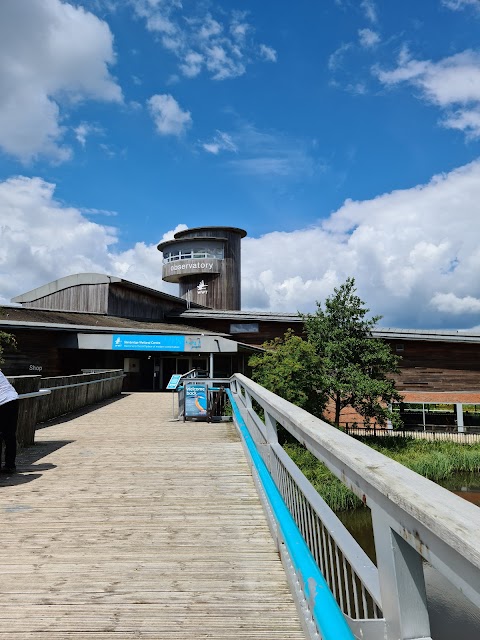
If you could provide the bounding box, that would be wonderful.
[284,437,480,512]
[365,437,480,481]
[284,443,363,511]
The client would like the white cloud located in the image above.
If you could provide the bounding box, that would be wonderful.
[74,122,103,147]
[201,123,318,178]
[0,0,122,163]
[259,44,277,63]
[179,52,204,78]
[328,43,352,71]
[0,176,181,304]
[3,163,480,329]
[202,131,238,155]
[358,28,380,49]
[240,160,480,328]
[131,2,276,80]
[375,48,480,138]
[431,292,480,314]
[442,0,480,10]
[147,94,192,136]
[361,0,378,23]
[81,207,118,217]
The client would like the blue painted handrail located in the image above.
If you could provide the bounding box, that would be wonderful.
[227,390,354,640]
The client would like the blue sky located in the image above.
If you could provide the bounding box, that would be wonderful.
[1,0,480,329]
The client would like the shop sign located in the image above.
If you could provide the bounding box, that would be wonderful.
[112,334,185,351]
[185,383,208,418]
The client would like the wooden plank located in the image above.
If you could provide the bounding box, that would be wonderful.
[0,392,304,638]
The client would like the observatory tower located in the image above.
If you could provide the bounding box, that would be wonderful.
[157,226,246,310]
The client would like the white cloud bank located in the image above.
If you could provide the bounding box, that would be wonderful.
[0,0,122,163]
[0,176,181,302]
[241,160,480,328]
[2,162,480,329]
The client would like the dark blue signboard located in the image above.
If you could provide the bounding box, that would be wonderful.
[185,383,208,418]
[112,334,185,351]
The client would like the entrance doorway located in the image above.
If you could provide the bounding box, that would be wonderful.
[159,356,209,389]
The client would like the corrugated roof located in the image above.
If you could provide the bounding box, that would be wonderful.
[373,327,480,344]
[175,310,480,343]
[173,309,302,322]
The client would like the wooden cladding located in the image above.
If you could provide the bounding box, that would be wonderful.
[164,228,243,310]
[24,284,109,314]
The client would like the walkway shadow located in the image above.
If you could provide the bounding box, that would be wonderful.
[17,439,74,465]
[36,393,132,429]
[0,439,73,490]
[0,473,43,488]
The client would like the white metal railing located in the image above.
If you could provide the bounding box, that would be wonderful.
[229,373,480,640]
[17,389,51,400]
[163,249,223,263]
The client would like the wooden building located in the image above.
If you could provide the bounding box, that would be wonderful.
[2,271,480,404]
[1,273,260,390]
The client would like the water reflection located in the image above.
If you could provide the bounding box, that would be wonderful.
[336,475,480,640]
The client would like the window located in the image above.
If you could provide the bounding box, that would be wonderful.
[163,243,225,264]
[230,323,259,334]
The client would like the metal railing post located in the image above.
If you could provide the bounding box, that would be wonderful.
[371,507,431,640]
[264,412,278,443]
[264,411,279,481]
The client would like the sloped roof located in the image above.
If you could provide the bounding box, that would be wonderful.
[174,310,480,344]
[12,272,206,308]
[0,305,226,336]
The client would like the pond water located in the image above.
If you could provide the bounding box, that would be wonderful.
[337,472,480,639]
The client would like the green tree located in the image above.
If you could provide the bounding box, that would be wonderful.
[0,330,16,365]
[303,277,402,427]
[249,329,327,418]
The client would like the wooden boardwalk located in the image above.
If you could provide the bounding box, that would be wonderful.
[0,393,304,639]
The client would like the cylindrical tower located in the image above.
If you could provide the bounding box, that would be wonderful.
[157,226,246,310]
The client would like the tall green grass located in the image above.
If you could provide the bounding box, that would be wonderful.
[283,443,363,511]
[284,437,480,512]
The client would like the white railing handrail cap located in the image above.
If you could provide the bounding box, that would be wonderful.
[231,373,480,570]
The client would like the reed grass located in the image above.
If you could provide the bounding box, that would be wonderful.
[284,437,480,512]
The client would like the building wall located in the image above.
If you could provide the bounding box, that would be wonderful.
[171,316,303,346]
[387,339,480,391]
[107,284,169,320]
[22,284,109,314]
[1,329,63,377]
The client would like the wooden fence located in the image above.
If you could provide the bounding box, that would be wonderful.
[344,425,480,444]
[6,370,124,447]
[6,375,42,447]
[37,370,125,424]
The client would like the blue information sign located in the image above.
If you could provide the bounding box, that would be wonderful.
[185,383,208,418]
[112,334,185,351]
[166,374,183,390]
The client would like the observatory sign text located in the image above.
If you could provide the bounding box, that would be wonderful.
[162,258,222,283]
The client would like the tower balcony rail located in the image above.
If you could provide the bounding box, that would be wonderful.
[162,248,224,263]
[228,373,480,640]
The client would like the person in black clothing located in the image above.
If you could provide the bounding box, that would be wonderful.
[0,370,19,474]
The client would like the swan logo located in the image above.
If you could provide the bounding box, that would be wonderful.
[197,280,208,295]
